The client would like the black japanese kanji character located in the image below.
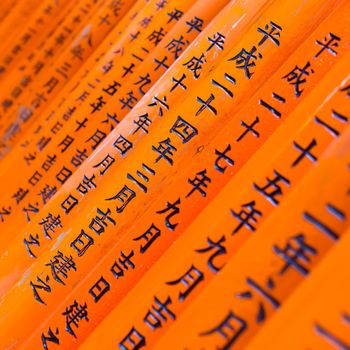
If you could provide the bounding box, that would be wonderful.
[90,96,106,113]
[253,170,290,206]
[196,235,227,273]
[24,233,40,258]
[50,121,63,134]
[75,117,89,132]
[196,93,217,116]
[46,250,76,285]
[291,138,318,167]
[110,250,135,279]
[58,134,74,153]
[119,327,146,350]
[273,233,317,276]
[89,276,110,303]
[89,207,116,235]
[12,187,29,204]
[39,212,62,239]
[315,32,341,58]
[41,327,59,350]
[236,276,280,323]
[148,95,169,117]
[105,185,136,213]
[99,13,111,26]
[24,152,37,166]
[170,73,187,92]
[29,170,43,187]
[113,134,133,155]
[133,113,152,134]
[166,35,186,59]
[156,0,167,10]
[93,153,115,176]
[102,112,119,131]
[230,201,262,234]
[41,154,57,172]
[183,53,206,79]
[187,169,211,197]
[283,62,314,97]
[37,136,52,152]
[152,138,177,165]
[102,60,113,74]
[148,27,166,46]
[186,16,204,33]
[304,202,345,241]
[156,198,181,231]
[257,21,282,46]
[167,8,183,23]
[102,80,121,96]
[259,92,286,118]
[56,166,72,184]
[214,144,234,174]
[119,91,138,110]
[30,275,51,305]
[314,109,348,138]
[200,310,247,348]
[134,73,152,96]
[22,202,39,222]
[211,73,236,98]
[170,116,198,143]
[70,230,94,257]
[229,46,261,79]
[166,265,204,301]
[154,55,169,72]
[236,116,260,142]
[122,63,135,77]
[127,163,155,193]
[133,223,161,253]
[62,300,89,338]
[71,148,89,168]
[61,194,78,214]
[207,32,226,51]
[139,16,153,28]
[76,174,96,195]
[144,296,176,330]
[86,129,106,150]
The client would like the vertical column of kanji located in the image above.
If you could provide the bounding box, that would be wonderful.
[0,0,205,254]
[0,0,342,349]
[246,227,350,350]
[75,16,350,349]
[0,0,74,86]
[0,0,273,293]
[0,0,106,142]
[149,126,350,349]
[0,0,42,53]
[0,0,140,148]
